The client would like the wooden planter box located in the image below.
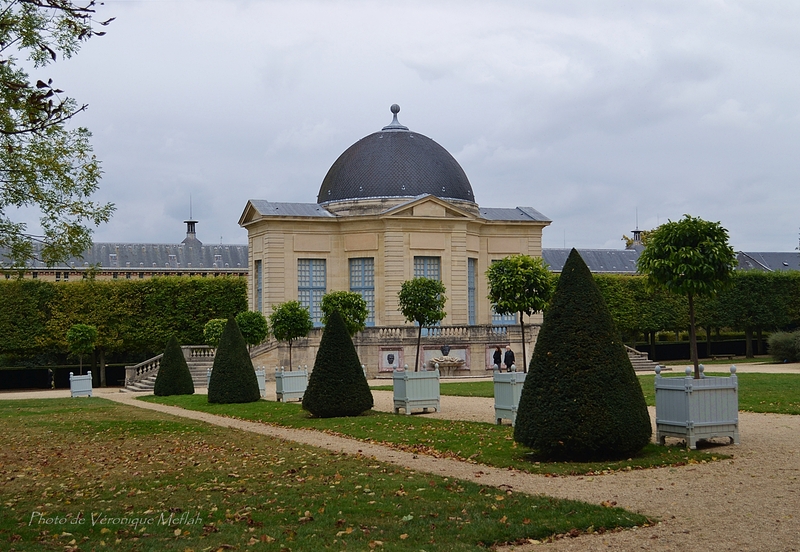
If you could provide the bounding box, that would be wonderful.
[275,368,308,402]
[70,371,93,397]
[393,368,440,415]
[255,369,266,398]
[655,365,739,449]
[493,370,526,425]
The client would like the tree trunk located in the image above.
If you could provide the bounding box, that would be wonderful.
[757,329,764,355]
[99,348,106,387]
[415,324,423,372]
[745,327,754,359]
[705,327,712,357]
[288,341,293,370]
[647,331,655,361]
[688,294,700,378]
[519,313,527,373]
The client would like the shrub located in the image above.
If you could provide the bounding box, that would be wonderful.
[153,336,195,396]
[203,318,226,348]
[320,291,368,336]
[768,331,800,363]
[514,249,652,461]
[235,311,269,348]
[302,310,373,418]
[207,318,260,404]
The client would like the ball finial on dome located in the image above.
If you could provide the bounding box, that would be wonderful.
[382,104,408,131]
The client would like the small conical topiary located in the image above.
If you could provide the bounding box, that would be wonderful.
[514,249,652,461]
[208,318,261,404]
[302,310,374,418]
[154,336,195,396]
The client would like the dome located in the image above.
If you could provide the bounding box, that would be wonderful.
[317,105,475,205]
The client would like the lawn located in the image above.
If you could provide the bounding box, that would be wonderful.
[0,398,651,551]
[371,372,800,416]
[145,395,724,476]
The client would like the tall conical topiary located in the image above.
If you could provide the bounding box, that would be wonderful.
[302,310,374,418]
[208,318,261,404]
[154,336,195,396]
[514,249,651,460]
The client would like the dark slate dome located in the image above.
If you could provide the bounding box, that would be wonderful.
[317,105,475,205]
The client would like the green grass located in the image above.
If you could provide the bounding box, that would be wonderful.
[144,395,725,476]
[375,373,800,416]
[0,398,651,551]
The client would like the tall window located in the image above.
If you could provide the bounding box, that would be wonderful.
[254,260,263,313]
[468,258,477,325]
[414,256,440,280]
[298,259,326,326]
[349,258,375,326]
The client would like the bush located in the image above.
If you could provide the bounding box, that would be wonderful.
[514,249,652,461]
[153,336,195,396]
[768,331,800,363]
[207,318,260,404]
[235,311,269,347]
[203,319,226,348]
[302,310,373,418]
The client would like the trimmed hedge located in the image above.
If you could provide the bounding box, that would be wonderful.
[207,318,260,404]
[514,249,652,461]
[153,336,195,396]
[0,277,246,356]
[302,310,374,418]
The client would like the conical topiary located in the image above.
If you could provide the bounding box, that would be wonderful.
[514,249,652,460]
[302,310,374,418]
[153,336,195,396]
[207,318,261,404]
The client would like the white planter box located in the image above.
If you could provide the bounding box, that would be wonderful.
[70,371,93,397]
[275,368,308,402]
[493,370,526,426]
[255,369,266,398]
[655,365,739,449]
[393,368,440,415]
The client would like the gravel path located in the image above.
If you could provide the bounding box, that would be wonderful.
[4,365,799,551]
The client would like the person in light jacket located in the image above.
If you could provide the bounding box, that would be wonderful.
[503,346,516,371]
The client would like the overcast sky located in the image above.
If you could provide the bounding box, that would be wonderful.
[31,0,800,251]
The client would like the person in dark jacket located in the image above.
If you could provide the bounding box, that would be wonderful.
[503,346,516,371]
[493,346,502,370]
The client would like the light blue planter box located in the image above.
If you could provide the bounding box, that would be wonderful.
[493,370,526,426]
[655,365,739,449]
[275,368,308,402]
[393,368,440,415]
[255,369,266,398]
[69,371,92,397]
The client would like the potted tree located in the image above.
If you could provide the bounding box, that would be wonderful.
[394,277,446,414]
[486,255,554,425]
[269,301,313,402]
[637,215,740,449]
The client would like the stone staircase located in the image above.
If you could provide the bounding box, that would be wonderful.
[124,356,214,392]
[122,346,217,393]
[626,346,659,372]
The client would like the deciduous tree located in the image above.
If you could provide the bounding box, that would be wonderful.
[637,215,736,378]
[320,290,368,337]
[486,255,554,372]
[1,0,115,267]
[269,301,313,370]
[397,277,447,372]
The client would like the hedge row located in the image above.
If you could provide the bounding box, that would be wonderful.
[0,277,247,356]
[593,271,800,355]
